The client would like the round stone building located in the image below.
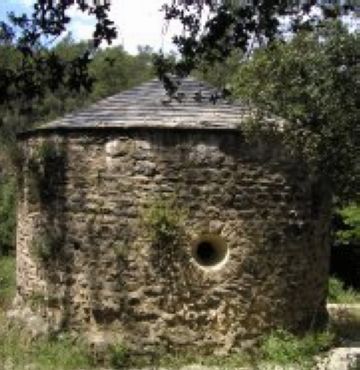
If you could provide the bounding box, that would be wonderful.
[15,78,331,353]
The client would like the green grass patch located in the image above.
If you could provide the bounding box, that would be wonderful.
[328,277,360,304]
[0,256,93,370]
[31,336,93,370]
[108,342,128,369]
[0,256,16,309]
[157,351,255,369]
[0,312,93,370]
[260,329,336,369]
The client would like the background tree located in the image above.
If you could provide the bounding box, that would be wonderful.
[156,0,348,89]
[231,22,359,203]
[0,0,117,105]
[89,45,154,100]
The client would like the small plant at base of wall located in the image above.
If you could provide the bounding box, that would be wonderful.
[0,314,94,370]
[28,291,46,311]
[108,343,129,369]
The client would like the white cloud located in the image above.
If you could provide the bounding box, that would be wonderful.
[109,0,183,54]
[66,6,95,41]
[69,19,94,41]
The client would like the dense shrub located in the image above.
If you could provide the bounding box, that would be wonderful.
[328,277,360,304]
[335,204,360,245]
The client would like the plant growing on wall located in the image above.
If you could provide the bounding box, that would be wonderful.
[30,225,63,262]
[0,177,16,255]
[143,197,191,293]
[143,197,187,250]
[27,141,65,205]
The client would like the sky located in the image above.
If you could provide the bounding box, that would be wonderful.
[0,1,359,54]
[0,0,183,54]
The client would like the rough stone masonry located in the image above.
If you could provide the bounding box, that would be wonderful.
[14,78,332,354]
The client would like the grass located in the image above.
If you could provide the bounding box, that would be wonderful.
[154,330,336,370]
[108,342,128,369]
[156,350,256,370]
[260,329,336,369]
[0,255,16,309]
[0,313,94,370]
[328,277,360,304]
[0,256,94,370]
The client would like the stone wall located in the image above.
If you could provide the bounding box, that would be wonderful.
[15,128,332,353]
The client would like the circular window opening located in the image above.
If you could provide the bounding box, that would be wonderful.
[192,235,228,269]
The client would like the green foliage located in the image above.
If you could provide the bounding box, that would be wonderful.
[0,177,16,255]
[28,291,46,311]
[89,45,154,101]
[30,228,63,262]
[27,141,65,204]
[0,255,91,369]
[0,1,116,109]
[232,22,359,203]
[0,315,93,370]
[336,204,360,245]
[0,256,15,309]
[328,277,360,304]
[158,351,254,369]
[194,49,243,90]
[158,1,346,89]
[112,241,129,260]
[109,343,128,369]
[31,336,92,370]
[260,329,336,368]
[28,141,63,173]
[0,260,92,370]
[143,198,186,248]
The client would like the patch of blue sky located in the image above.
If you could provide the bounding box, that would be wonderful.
[0,0,96,47]
[0,0,31,22]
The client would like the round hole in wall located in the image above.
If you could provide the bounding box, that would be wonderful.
[192,235,228,269]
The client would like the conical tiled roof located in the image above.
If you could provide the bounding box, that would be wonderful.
[41,77,258,131]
